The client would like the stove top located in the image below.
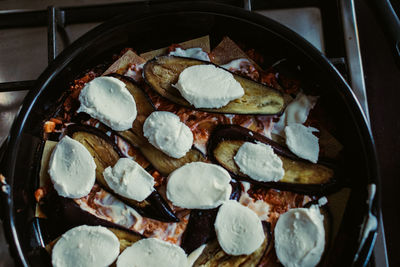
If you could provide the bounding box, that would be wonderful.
[0,0,389,266]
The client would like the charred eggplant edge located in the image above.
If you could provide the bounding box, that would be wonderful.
[143,55,285,115]
[207,124,340,195]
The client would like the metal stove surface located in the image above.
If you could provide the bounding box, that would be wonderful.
[0,0,388,266]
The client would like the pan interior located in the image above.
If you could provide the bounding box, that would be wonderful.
[2,6,377,267]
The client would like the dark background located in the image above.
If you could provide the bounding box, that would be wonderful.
[356,0,400,266]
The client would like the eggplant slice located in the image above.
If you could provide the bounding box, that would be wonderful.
[143,56,285,115]
[112,75,206,176]
[193,223,271,267]
[67,125,178,222]
[39,190,134,237]
[208,125,337,194]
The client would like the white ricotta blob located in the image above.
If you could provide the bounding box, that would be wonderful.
[274,206,325,267]
[234,142,284,182]
[48,136,96,198]
[116,238,188,267]
[285,123,319,163]
[143,111,193,159]
[220,58,251,71]
[52,225,120,267]
[273,93,318,136]
[214,200,265,256]
[78,76,137,131]
[103,158,155,202]
[173,64,244,108]
[169,47,210,62]
[166,162,232,209]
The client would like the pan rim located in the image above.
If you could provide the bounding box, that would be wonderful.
[0,2,380,266]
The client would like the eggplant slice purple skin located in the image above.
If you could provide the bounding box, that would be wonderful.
[181,208,218,254]
[65,124,125,158]
[65,124,179,222]
[207,124,340,195]
[181,179,242,254]
[39,190,140,238]
[41,193,142,254]
[143,55,285,115]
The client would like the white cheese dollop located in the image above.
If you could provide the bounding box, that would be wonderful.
[143,111,193,159]
[103,158,155,202]
[48,136,96,198]
[234,142,284,182]
[166,162,232,209]
[214,200,265,256]
[169,47,210,62]
[285,123,319,163]
[117,238,188,267]
[273,93,318,136]
[52,225,120,267]
[173,64,244,108]
[274,206,325,267]
[78,76,137,131]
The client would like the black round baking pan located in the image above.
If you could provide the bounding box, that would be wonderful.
[0,2,380,266]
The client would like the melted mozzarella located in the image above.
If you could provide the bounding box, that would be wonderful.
[234,142,284,182]
[75,184,190,245]
[318,197,328,207]
[124,63,145,82]
[274,206,325,267]
[117,238,187,267]
[285,123,319,163]
[214,200,265,256]
[103,158,155,202]
[52,225,120,267]
[143,111,193,159]
[169,47,210,61]
[166,162,231,209]
[220,58,251,71]
[48,136,96,198]
[273,93,318,135]
[78,76,137,131]
[239,182,270,221]
[173,64,244,108]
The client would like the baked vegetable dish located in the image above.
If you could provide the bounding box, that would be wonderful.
[35,36,349,267]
